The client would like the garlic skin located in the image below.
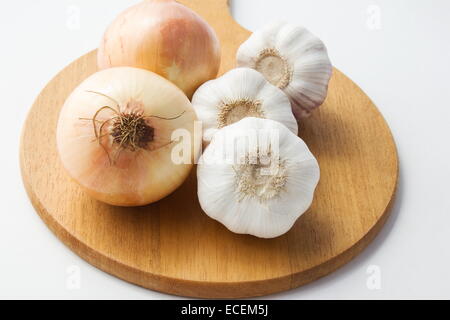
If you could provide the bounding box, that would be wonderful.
[237,22,332,119]
[197,117,320,238]
[192,68,298,144]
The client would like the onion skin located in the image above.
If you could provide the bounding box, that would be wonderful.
[56,67,200,207]
[98,0,221,99]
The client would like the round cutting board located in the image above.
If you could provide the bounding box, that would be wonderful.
[20,0,398,298]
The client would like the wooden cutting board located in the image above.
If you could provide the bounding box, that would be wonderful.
[19,0,398,298]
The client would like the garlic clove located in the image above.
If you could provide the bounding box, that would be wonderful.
[192,67,298,144]
[237,22,332,119]
[197,117,320,239]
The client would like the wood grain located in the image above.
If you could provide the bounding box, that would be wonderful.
[19,0,398,298]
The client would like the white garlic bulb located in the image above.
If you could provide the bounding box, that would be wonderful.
[192,67,298,143]
[197,117,320,238]
[237,22,332,119]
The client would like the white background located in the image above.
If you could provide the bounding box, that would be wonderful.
[1,0,449,299]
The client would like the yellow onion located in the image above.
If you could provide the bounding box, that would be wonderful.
[98,0,221,98]
[57,67,199,206]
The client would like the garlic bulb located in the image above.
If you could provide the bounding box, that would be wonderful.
[237,22,332,119]
[192,68,298,144]
[57,67,199,207]
[197,117,320,238]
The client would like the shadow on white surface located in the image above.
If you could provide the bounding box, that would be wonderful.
[266,165,404,299]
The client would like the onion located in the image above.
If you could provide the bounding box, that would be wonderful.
[56,67,199,206]
[98,0,221,99]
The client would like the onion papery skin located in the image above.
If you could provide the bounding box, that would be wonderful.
[56,67,199,207]
[98,0,221,99]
